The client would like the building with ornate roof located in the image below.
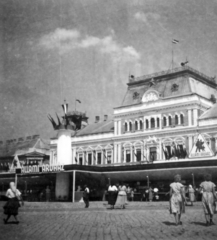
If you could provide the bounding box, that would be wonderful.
[1,65,217,202]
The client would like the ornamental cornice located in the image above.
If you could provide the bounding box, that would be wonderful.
[114,103,205,119]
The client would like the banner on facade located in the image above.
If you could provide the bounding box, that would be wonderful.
[189,134,213,158]
[10,164,64,174]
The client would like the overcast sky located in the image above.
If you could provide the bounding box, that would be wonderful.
[1,0,217,141]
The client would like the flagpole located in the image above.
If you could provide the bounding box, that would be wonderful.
[75,98,76,111]
[15,173,17,188]
[172,42,174,70]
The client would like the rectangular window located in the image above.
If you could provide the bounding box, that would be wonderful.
[136,149,141,162]
[88,153,92,165]
[126,149,131,162]
[97,152,102,164]
[150,147,157,161]
[78,154,83,165]
[107,151,112,164]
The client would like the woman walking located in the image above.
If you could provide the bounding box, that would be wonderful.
[188,185,195,206]
[3,182,23,224]
[199,174,216,226]
[115,183,127,209]
[148,186,153,202]
[108,183,118,209]
[169,174,185,226]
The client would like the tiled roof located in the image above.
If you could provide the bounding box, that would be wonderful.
[76,119,114,136]
[121,75,191,107]
[120,67,217,107]
[0,136,50,158]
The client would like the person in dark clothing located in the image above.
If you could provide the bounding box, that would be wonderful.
[3,182,24,224]
[83,185,90,208]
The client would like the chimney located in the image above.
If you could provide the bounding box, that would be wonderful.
[129,75,135,83]
[32,135,40,139]
[95,116,100,123]
[26,136,32,140]
[104,115,108,121]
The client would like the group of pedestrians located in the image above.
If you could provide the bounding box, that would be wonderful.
[108,183,128,209]
[2,174,217,227]
[170,173,216,226]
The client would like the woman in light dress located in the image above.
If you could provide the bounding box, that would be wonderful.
[188,185,195,206]
[199,174,216,226]
[115,183,127,209]
[169,174,185,226]
[3,182,23,224]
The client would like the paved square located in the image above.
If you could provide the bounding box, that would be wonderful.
[0,202,217,240]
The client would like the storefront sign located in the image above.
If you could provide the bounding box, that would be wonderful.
[10,164,64,174]
[189,134,213,158]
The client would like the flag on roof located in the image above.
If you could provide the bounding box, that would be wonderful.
[172,39,179,44]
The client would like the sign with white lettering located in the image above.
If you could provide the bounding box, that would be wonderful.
[189,134,213,158]
[10,164,64,174]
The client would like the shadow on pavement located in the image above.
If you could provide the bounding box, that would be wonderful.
[162,221,176,226]
[3,221,19,225]
[191,221,207,226]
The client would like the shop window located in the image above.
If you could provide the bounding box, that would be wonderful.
[146,119,149,129]
[175,115,178,125]
[151,118,155,128]
[135,121,138,130]
[97,152,102,164]
[125,122,128,132]
[107,151,112,164]
[136,149,141,162]
[129,122,132,131]
[180,114,184,124]
[139,120,143,130]
[150,147,157,161]
[88,153,92,165]
[126,149,131,162]
[163,116,167,126]
[168,116,172,126]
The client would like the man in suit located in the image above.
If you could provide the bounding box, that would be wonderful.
[83,185,90,208]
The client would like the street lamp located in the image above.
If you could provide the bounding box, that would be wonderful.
[25,181,27,195]
[192,173,195,188]
[147,176,149,188]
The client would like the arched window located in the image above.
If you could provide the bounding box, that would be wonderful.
[135,121,138,130]
[129,122,132,131]
[163,116,167,126]
[157,118,160,128]
[151,118,155,128]
[180,114,184,124]
[175,115,178,125]
[169,116,172,126]
[146,119,149,129]
[139,120,143,130]
[125,122,128,132]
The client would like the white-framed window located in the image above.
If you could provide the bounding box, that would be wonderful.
[97,152,102,164]
[107,151,112,164]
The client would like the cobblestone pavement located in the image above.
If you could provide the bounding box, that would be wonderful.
[0,202,217,240]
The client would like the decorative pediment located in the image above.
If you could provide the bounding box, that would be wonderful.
[142,90,159,103]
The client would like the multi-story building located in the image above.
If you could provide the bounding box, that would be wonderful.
[1,65,217,202]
